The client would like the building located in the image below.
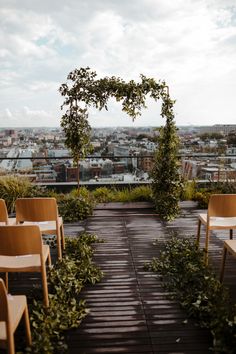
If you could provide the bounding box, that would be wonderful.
[66,167,78,182]
[15,149,33,171]
[198,125,236,135]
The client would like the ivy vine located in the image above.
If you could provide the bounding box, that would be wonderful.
[145,236,236,353]
[22,232,103,353]
[60,67,181,220]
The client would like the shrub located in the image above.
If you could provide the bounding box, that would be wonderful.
[181,180,197,200]
[193,191,211,209]
[57,193,94,222]
[217,181,236,194]
[26,233,103,353]
[129,185,152,201]
[0,175,42,213]
[0,176,94,221]
[92,187,115,203]
[151,114,182,221]
[70,186,93,200]
[193,186,221,209]
[92,185,153,203]
[192,181,236,209]
[145,236,236,353]
[110,188,130,202]
[113,186,152,202]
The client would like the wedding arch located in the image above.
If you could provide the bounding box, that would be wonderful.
[59,67,181,220]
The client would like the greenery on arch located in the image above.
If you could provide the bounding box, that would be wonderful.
[59,67,181,220]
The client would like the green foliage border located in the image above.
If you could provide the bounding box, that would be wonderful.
[145,236,236,353]
[23,232,103,353]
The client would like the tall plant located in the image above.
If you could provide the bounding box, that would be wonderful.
[60,71,94,189]
[59,67,181,219]
[151,92,182,220]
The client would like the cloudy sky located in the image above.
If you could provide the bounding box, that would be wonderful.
[0,0,236,128]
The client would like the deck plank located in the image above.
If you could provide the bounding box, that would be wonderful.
[66,202,217,353]
[2,201,236,353]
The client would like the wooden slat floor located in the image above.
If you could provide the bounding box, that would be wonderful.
[66,201,236,354]
[2,201,236,353]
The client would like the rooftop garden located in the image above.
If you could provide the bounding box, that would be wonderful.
[0,68,236,353]
[1,174,236,352]
[1,174,236,220]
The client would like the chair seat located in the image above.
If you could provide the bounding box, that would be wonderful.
[224,239,236,256]
[0,294,27,340]
[0,245,50,272]
[7,218,16,226]
[0,322,6,342]
[199,213,236,229]
[0,218,16,226]
[22,217,63,234]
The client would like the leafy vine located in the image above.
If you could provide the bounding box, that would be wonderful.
[60,67,181,219]
[145,236,236,353]
[23,232,103,353]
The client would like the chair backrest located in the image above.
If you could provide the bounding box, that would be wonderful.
[208,194,236,218]
[0,199,8,224]
[0,278,8,323]
[0,225,43,256]
[15,198,59,223]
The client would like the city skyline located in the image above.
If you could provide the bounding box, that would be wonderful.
[1,0,236,128]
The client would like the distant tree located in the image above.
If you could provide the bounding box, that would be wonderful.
[212,132,224,140]
[200,132,224,141]
[59,67,181,219]
[136,134,148,140]
[199,133,210,141]
[218,141,227,154]
[227,132,236,146]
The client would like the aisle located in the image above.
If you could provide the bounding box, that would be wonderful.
[66,203,211,354]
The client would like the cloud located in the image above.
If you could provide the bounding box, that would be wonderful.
[0,0,236,127]
[5,108,13,118]
[0,107,59,127]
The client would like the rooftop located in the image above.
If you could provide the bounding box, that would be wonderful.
[7,201,236,353]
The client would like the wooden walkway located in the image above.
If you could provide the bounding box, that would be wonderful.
[2,201,236,353]
[66,201,236,354]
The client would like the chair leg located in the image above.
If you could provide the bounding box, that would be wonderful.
[61,224,65,250]
[204,228,210,265]
[23,306,32,346]
[41,264,49,307]
[5,272,9,290]
[7,330,15,354]
[196,219,201,247]
[56,231,62,260]
[48,251,52,266]
[230,229,233,240]
[220,246,227,282]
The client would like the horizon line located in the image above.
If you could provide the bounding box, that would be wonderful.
[1,124,236,129]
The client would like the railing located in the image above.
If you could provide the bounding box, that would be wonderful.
[0,154,236,192]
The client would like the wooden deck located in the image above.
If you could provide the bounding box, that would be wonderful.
[2,201,236,353]
[65,201,236,354]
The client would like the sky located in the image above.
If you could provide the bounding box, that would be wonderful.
[0,0,236,128]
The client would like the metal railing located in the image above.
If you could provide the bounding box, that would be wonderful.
[0,154,236,192]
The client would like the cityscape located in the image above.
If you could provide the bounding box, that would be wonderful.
[1,1,236,353]
[0,124,236,186]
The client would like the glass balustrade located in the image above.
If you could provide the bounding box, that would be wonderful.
[0,153,236,190]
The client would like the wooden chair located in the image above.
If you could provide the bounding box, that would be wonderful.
[220,240,236,282]
[196,194,236,265]
[0,199,16,225]
[0,278,31,354]
[0,225,51,307]
[15,198,65,260]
